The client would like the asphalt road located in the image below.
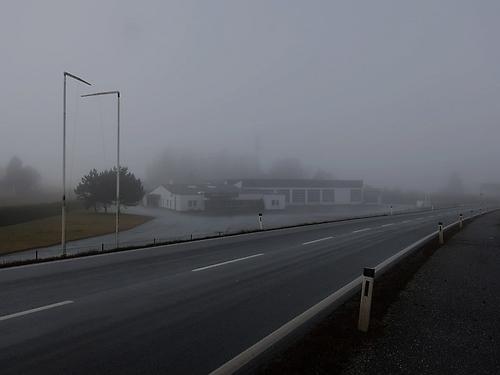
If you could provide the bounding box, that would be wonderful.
[0,207,475,374]
[1,204,411,262]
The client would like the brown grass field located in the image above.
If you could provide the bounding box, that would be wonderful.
[0,211,151,255]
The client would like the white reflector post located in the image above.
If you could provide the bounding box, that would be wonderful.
[358,267,375,332]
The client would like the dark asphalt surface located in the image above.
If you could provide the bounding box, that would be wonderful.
[0,207,476,374]
[343,210,500,375]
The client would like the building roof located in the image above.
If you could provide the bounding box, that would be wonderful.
[227,178,364,189]
[155,183,239,196]
[155,184,201,195]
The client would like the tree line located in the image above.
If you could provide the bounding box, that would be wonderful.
[145,148,336,187]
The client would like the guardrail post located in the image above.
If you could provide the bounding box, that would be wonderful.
[153,238,156,245]
[438,222,444,244]
[101,243,104,252]
[459,213,463,229]
[358,267,375,332]
[258,213,264,230]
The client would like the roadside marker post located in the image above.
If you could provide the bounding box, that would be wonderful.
[438,222,444,244]
[390,205,393,216]
[258,213,264,230]
[459,213,463,229]
[358,267,375,332]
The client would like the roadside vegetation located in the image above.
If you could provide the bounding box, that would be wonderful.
[0,211,151,255]
[0,164,148,255]
[75,167,144,212]
[0,202,62,226]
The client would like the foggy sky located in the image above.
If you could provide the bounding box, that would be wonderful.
[1,0,499,192]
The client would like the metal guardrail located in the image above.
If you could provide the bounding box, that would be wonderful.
[209,207,496,375]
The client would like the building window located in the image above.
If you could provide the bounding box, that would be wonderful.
[307,189,320,203]
[193,200,197,207]
[292,189,306,204]
[322,189,335,202]
[350,189,362,202]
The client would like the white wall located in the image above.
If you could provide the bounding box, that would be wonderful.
[334,188,351,204]
[143,185,170,207]
[144,185,204,211]
[237,193,286,210]
[262,194,286,210]
[174,194,204,212]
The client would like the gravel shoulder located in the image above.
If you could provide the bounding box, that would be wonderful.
[343,210,500,375]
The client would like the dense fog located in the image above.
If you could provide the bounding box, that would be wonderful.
[1,0,500,199]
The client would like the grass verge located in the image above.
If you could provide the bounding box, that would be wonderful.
[0,211,151,254]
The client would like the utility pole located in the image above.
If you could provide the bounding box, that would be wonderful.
[81,91,121,249]
[62,72,91,256]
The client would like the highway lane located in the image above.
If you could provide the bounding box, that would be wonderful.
[0,207,474,374]
[0,204,413,262]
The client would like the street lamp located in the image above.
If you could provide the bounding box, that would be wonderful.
[62,72,91,257]
[81,91,121,249]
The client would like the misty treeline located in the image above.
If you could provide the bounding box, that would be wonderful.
[75,167,144,212]
[0,156,40,197]
[145,149,492,206]
[381,172,493,206]
[145,149,335,188]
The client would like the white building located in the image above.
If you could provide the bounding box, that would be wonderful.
[143,183,271,212]
[143,184,205,212]
[143,179,366,212]
[237,193,286,210]
[227,178,364,206]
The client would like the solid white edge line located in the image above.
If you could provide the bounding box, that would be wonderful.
[302,236,333,245]
[191,253,264,272]
[209,277,362,375]
[352,228,371,233]
[208,208,497,375]
[0,300,74,322]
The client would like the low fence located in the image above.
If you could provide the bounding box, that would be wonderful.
[209,207,496,375]
[0,204,472,266]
